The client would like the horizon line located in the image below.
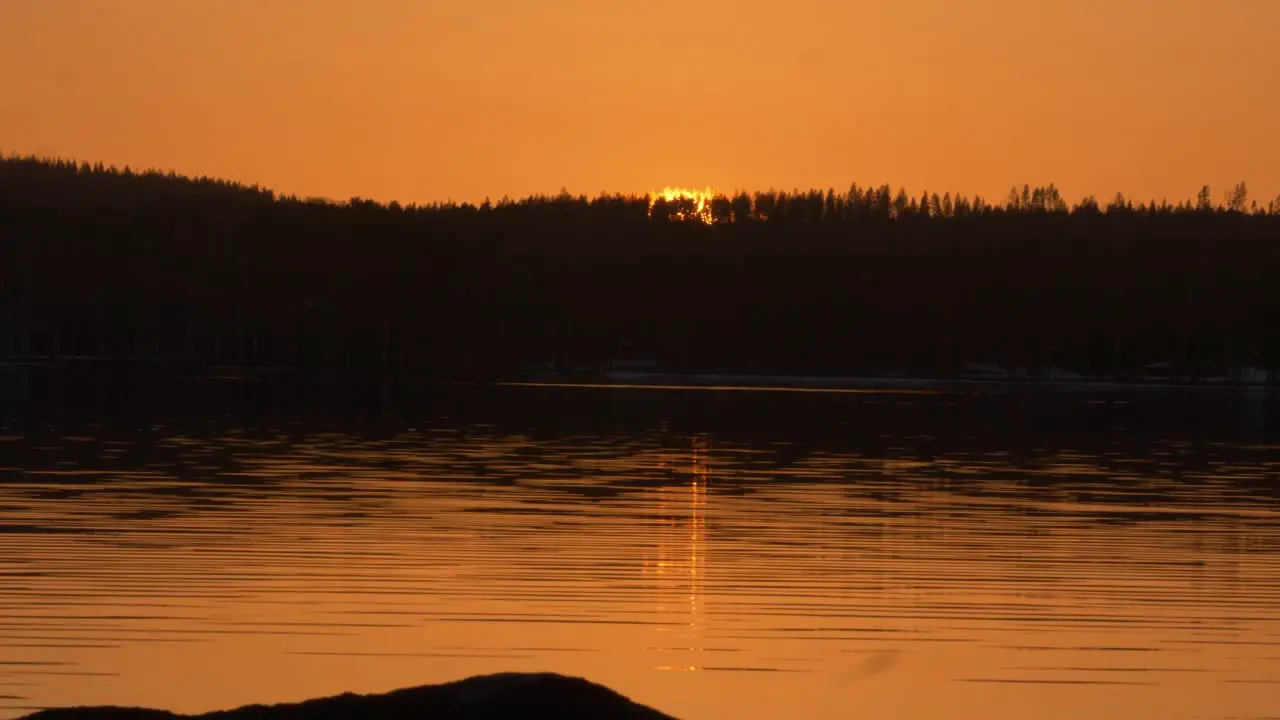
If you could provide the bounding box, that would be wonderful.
[3,150,1274,214]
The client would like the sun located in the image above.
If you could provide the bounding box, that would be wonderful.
[648,187,717,224]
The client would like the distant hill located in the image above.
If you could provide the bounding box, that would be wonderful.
[2,153,1279,389]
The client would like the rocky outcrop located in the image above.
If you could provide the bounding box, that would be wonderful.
[21,672,678,720]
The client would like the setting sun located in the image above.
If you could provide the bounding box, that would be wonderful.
[649,187,718,224]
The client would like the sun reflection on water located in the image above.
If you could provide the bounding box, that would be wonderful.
[646,434,709,671]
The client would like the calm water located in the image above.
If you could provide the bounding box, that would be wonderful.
[2,384,1280,719]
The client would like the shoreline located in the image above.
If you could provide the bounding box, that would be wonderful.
[5,359,1277,394]
[506,371,1280,394]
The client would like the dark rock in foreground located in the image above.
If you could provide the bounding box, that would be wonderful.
[20,672,678,720]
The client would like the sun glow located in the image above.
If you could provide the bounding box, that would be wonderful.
[648,187,718,224]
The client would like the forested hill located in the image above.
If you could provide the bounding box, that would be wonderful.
[3,154,1280,384]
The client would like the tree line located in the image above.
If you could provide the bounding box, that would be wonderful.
[3,154,1280,386]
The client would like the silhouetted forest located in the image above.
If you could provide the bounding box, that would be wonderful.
[3,154,1280,388]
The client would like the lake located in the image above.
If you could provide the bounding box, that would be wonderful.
[1,383,1279,719]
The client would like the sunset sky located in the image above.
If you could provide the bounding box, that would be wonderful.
[2,0,1277,206]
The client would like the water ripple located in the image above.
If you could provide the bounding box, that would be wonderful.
[2,391,1279,719]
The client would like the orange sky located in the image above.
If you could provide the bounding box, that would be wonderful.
[2,0,1277,206]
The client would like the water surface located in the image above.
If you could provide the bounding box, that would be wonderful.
[1,385,1279,719]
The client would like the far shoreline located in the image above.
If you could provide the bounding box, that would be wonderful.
[501,371,1280,394]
